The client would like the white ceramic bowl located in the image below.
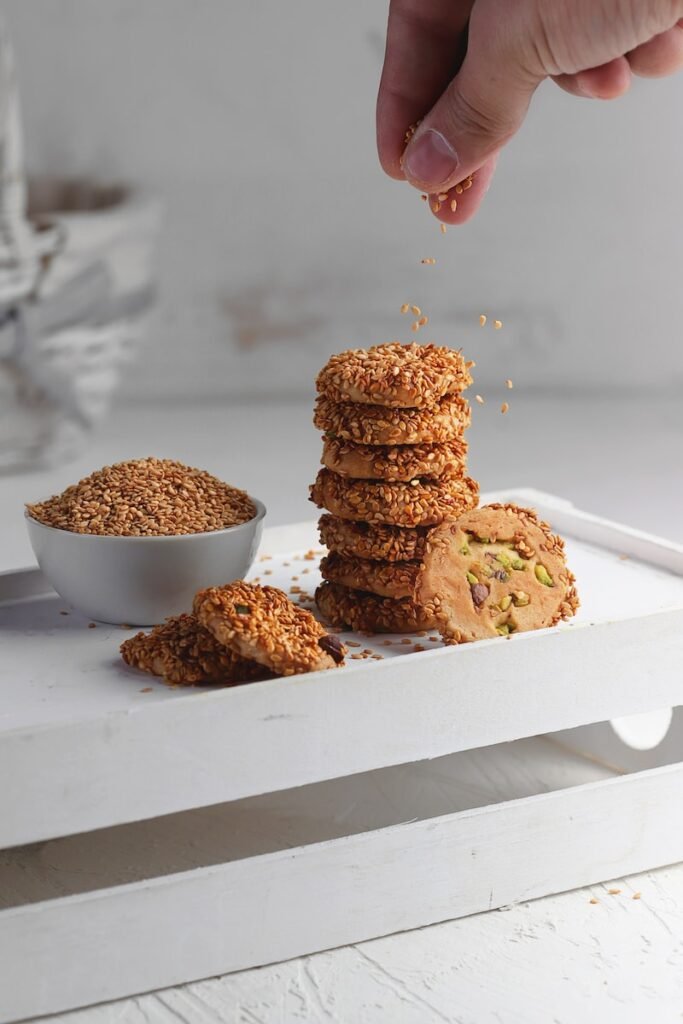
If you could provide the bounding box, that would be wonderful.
[25,499,266,625]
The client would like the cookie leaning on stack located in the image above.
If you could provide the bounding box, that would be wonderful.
[310,342,479,632]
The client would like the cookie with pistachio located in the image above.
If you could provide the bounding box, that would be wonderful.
[194,581,346,676]
[417,504,579,644]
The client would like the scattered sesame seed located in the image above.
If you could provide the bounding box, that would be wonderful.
[437,193,448,202]
[455,184,463,195]
[346,641,361,648]
[417,316,428,327]
[400,638,412,645]
[410,305,421,316]
[501,402,509,414]
[431,202,440,214]
[429,635,440,642]
[494,320,502,329]
[589,898,599,905]
[479,314,487,327]
[371,654,384,660]
[411,321,420,332]
[607,888,621,895]
[505,379,513,389]
[264,570,272,575]
[140,687,153,693]
[632,892,641,900]
[450,199,457,212]
[413,644,426,652]
[421,258,436,265]
[475,395,485,405]
[400,303,410,314]
[88,622,97,629]
[440,223,447,234]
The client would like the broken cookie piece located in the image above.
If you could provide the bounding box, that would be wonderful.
[194,581,346,676]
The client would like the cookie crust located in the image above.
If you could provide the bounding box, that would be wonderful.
[321,436,467,482]
[194,581,346,676]
[316,342,472,408]
[315,581,439,634]
[120,613,266,686]
[314,393,471,446]
[318,514,432,562]
[320,551,422,600]
[310,468,479,527]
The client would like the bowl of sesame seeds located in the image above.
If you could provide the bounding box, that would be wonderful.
[25,457,266,624]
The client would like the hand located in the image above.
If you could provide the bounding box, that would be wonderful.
[377,0,683,223]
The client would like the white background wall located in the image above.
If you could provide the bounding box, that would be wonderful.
[4,0,683,401]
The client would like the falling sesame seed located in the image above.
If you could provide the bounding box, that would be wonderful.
[465,359,476,369]
[440,224,447,234]
[475,395,485,405]
[411,321,420,332]
[400,303,410,314]
[410,305,421,316]
[417,316,428,327]
[421,258,436,265]
[501,402,509,414]
[494,320,502,329]
[479,314,487,327]
[505,379,513,389]
[450,199,457,212]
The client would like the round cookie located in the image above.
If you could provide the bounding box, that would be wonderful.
[120,613,267,686]
[314,393,470,446]
[319,514,431,562]
[320,552,422,599]
[194,581,346,676]
[316,342,473,408]
[321,436,467,482]
[310,468,479,527]
[416,503,579,644]
[316,581,439,634]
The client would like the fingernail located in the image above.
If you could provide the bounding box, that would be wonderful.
[403,129,459,187]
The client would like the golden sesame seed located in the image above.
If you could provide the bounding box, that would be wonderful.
[450,199,457,212]
[400,638,412,645]
[420,258,436,265]
[475,395,484,405]
[632,892,642,900]
[494,320,502,329]
[417,316,428,327]
[505,379,513,389]
[431,202,440,214]
[479,314,487,327]
[589,898,599,905]
[400,303,410,314]
[410,305,421,316]
[607,888,621,895]
[88,622,97,629]
[440,224,447,234]
[411,321,420,332]
[455,184,463,195]
[437,193,448,202]
[501,402,509,414]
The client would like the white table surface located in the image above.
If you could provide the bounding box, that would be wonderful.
[4,394,683,1024]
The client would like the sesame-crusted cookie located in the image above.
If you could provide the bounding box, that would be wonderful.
[194,581,346,676]
[320,552,422,600]
[416,503,579,644]
[314,393,471,446]
[316,342,473,408]
[315,581,439,634]
[321,436,467,482]
[319,514,431,562]
[310,468,479,527]
[120,614,268,686]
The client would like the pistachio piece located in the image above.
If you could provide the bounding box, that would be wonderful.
[496,624,511,636]
[510,557,527,571]
[534,564,554,587]
[495,552,512,570]
[470,583,489,607]
[466,571,479,585]
[500,595,512,611]
[512,591,530,606]
[459,543,471,556]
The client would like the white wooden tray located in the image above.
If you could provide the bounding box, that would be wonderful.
[1,488,683,1021]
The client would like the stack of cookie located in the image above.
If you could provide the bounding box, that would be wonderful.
[310,342,479,633]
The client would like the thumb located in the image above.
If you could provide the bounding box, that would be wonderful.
[402,6,540,192]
